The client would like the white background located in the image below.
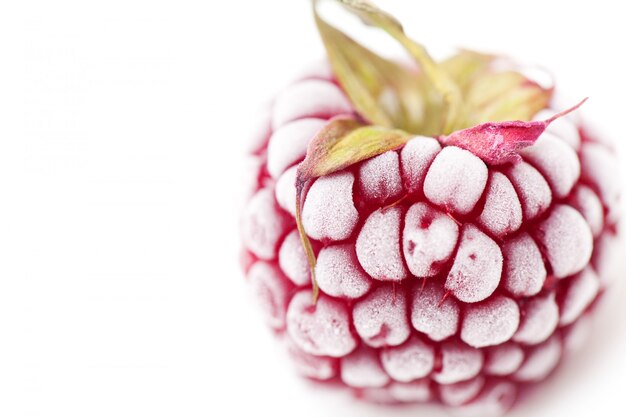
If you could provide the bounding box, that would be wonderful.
[0,0,625,416]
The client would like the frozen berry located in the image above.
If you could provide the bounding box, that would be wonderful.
[241,2,621,415]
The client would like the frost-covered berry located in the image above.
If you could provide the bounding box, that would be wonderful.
[356,207,407,281]
[301,171,359,241]
[340,345,390,388]
[513,292,559,345]
[423,146,488,215]
[433,341,484,385]
[502,233,546,297]
[439,376,485,406]
[242,74,620,412]
[403,202,459,277]
[484,343,525,376]
[380,335,435,382]
[445,224,503,303]
[241,3,621,415]
[315,244,372,298]
[461,295,520,348]
[286,290,357,357]
[353,284,410,347]
[410,280,461,342]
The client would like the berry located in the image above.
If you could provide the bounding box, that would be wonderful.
[240,0,621,414]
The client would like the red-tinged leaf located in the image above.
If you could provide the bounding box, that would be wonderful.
[294,116,413,302]
[439,98,587,165]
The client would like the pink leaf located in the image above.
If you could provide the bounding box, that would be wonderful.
[439,98,587,165]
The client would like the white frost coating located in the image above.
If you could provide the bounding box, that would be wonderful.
[433,341,484,385]
[356,207,408,281]
[241,188,290,260]
[453,382,517,417]
[286,290,357,357]
[380,335,435,382]
[248,262,291,330]
[275,165,297,217]
[358,151,403,204]
[423,146,488,215]
[484,343,524,376]
[271,79,352,129]
[461,296,520,348]
[340,346,390,388]
[513,336,562,382]
[533,109,581,149]
[316,244,372,299]
[284,336,336,380]
[410,281,460,342]
[478,172,522,237]
[353,285,410,348]
[581,143,622,223]
[301,171,359,241]
[445,225,503,303]
[403,202,459,277]
[440,376,485,407]
[535,204,593,278]
[559,267,600,326]
[513,292,559,345]
[520,132,580,198]
[400,136,441,194]
[570,185,604,237]
[502,233,547,297]
[267,118,327,179]
[388,380,432,403]
[278,230,310,287]
[505,161,552,221]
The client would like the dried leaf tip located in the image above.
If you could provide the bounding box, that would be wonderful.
[544,97,588,123]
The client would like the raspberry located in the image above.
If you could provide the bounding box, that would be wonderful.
[240,1,621,414]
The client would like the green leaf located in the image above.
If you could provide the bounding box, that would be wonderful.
[440,50,495,91]
[333,0,462,133]
[313,6,429,133]
[442,50,553,130]
[294,117,413,302]
[462,71,553,127]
